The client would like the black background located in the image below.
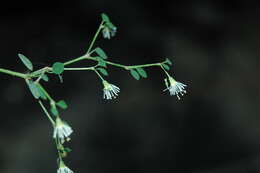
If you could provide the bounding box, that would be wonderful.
[0,1,260,173]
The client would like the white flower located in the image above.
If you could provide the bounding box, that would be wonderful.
[53,117,73,143]
[164,77,187,100]
[102,26,117,39]
[57,161,73,173]
[103,80,120,100]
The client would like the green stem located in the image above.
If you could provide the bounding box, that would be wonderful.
[63,51,97,67]
[0,68,27,79]
[160,64,171,78]
[38,100,55,126]
[94,69,105,81]
[64,67,94,71]
[103,60,127,69]
[55,138,63,161]
[86,56,163,70]
[86,21,104,54]
[37,83,54,101]
[35,68,49,83]
[63,54,89,66]
[126,62,161,69]
[30,67,51,79]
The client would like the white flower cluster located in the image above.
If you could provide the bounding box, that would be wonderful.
[102,80,120,100]
[58,166,73,173]
[102,26,117,39]
[53,117,73,143]
[58,161,73,173]
[164,77,187,100]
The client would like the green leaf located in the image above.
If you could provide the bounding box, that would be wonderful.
[56,100,68,110]
[26,80,40,99]
[130,69,140,80]
[50,104,59,116]
[52,62,64,75]
[18,53,33,71]
[97,68,108,76]
[95,47,107,59]
[37,85,47,100]
[106,22,116,30]
[165,58,172,65]
[97,57,107,67]
[42,74,49,82]
[162,64,170,71]
[101,13,110,22]
[64,147,72,153]
[136,67,147,78]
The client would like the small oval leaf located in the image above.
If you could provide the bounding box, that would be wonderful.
[162,64,170,71]
[56,100,68,110]
[130,69,140,80]
[36,85,47,100]
[136,67,147,78]
[64,147,72,153]
[52,62,64,75]
[165,58,172,65]
[18,53,33,71]
[50,104,59,117]
[42,74,49,82]
[97,57,107,67]
[95,47,107,59]
[106,22,116,30]
[26,80,40,99]
[101,13,110,22]
[97,68,108,76]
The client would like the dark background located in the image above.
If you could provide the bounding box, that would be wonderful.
[0,0,260,173]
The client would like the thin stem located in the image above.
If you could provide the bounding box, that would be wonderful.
[55,138,63,161]
[94,69,105,81]
[29,67,51,78]
[38,100,55,126]
[88,49,97,55]
[64,67,94,71]
[35,68,49,83]
[0,68,27,79]
[86,56,164,70]
[35,74,43,83]
[160,64,171,78]
[126,63,161,69]
[37,83,54,101]
[103,60,127,69]
[63,54,89,66]
[63,49,99,67]
[86,21,104,54]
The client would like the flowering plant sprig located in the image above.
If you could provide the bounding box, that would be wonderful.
[0,13,187,172]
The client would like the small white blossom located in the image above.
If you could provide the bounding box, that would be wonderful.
[57,161,73,173]
[164,77,187,100]
[103,80,120,100]
[53,117,73,143]
[102,26,117,39]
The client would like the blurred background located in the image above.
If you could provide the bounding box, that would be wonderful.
[0,0,260,173]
